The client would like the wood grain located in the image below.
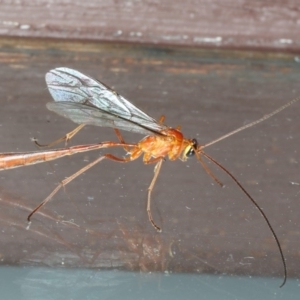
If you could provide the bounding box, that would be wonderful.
[0,0,299,50]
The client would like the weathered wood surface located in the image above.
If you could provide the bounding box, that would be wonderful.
[0,1,299,50]
[0,37,299,282]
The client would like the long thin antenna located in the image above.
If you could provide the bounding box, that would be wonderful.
[201,151,287,288]
[203,96,300,149]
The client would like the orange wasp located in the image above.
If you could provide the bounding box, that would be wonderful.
[0,67,298,286]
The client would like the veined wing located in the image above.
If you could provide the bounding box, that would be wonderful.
[45,67,167,135]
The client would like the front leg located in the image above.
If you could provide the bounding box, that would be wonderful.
[145,158,164,232]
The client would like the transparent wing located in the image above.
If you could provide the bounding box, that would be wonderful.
[45,67,167,135]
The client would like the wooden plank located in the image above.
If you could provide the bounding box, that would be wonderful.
[0,1,299,50]
[0,37,299,282]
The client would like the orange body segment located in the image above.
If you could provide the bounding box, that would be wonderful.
[138,128,190,161]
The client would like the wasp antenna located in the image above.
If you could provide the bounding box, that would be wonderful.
[195,150,223,187]
[203,96,300,149]
[201,151,287,288]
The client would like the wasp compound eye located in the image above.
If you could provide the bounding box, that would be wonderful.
[186,138,198,157]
